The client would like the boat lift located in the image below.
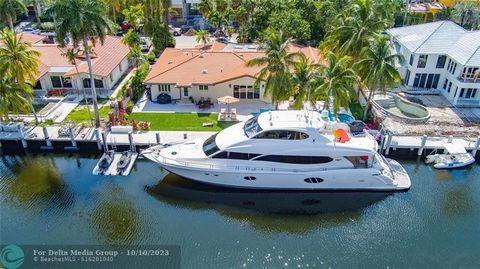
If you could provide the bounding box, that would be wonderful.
[92,131,138,176]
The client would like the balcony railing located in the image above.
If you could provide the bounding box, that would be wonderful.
[455,98,480,107]
[457,77,480,83]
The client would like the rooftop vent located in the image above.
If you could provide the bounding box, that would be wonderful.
[168,61,173,64]
[202,69,208,74]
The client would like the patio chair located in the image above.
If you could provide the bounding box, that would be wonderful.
[231,108,237,115]
[231,113,237,121]
[219,113,226,121]
[220,108,226,114]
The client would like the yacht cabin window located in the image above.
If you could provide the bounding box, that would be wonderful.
[253,130,309,140]
[243,116,263,137]
[202,134,220,156]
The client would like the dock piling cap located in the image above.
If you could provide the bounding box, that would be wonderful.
[333,128,350,143]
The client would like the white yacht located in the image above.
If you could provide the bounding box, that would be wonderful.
[142,110,411,191]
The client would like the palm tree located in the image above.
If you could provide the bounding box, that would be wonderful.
[323,0,386,60]
[111,0,120,22]
[0,28,41,123]
[245,28,301,109]
[54,0,115,128]
[291,55,319,109]
[0,77,29,121]
[452,2,471,27]
[128,45,145,68]
[62,47,93,125]
[0,0,27,29]
[355,35,404,120]
[122,3,144,32]
[121,29,141,49]
[312,52,356,115]
[195,30,210,46]
[198,0,213,19]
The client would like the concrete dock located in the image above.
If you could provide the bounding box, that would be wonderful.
[1,125,479,160]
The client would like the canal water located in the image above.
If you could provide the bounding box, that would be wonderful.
[0,154,479,268]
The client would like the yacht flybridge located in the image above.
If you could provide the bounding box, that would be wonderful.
[142,110,411,191]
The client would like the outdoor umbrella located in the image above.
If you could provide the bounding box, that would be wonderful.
[217,95,239,114]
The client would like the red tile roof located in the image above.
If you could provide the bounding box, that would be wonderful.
[63,36,130,77]
[18,33,46,44]
[19,36,130,80]
[145,43,324,86]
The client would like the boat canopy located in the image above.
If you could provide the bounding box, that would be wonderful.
[443,143,467,154]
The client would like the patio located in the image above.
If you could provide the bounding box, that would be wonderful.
[132,94,280,115]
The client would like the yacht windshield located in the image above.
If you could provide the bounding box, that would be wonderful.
[202,134,220,156]
[243,116,263,137]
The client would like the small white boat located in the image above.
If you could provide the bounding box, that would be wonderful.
[425,143,476,169]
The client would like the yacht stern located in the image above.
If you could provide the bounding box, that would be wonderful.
[386,158,411,191]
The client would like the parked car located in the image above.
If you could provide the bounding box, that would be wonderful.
[169,25,181,36]
[140,37,152,52]
[23,27,41,35]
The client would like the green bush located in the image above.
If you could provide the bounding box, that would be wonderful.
[130,63,150,101]
[116,79,131,99]
[126,101,135,114]
[39,22,55,31]
[146,51,156,63]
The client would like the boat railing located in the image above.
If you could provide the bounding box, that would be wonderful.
[155,155,338,173]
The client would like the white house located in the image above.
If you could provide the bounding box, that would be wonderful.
[144,41,323,104]
[387,21,480,107]
[23,35,130,97]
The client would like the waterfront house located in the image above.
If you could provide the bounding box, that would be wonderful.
[16,34,130,97]
[144,42,323,104]
[387,21,480,107]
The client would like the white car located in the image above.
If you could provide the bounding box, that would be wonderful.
[140,37,152,51]
[169,25,181,36]
[23,27,41,35]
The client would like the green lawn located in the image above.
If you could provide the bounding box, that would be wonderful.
[127,112,236,131]
[65,105,112,124]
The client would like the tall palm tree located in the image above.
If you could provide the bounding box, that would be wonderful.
[54,0,115,127]
[355,35,404,120]
[0,77,29,121]
[111,0,120,22]
[323,0,386,60]
[0,29,41,123]
[198,0,213,19]
[195,29,210,46]
[61,47,93,125]
[312,52,356,115]
[245,28,301,109]
[291,55,319,109]
[0,0,27,29]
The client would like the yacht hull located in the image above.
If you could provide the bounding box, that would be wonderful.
[152,161,410,192]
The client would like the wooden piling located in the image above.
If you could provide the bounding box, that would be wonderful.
[156,132,161,144]
[473,137,480,157]
[128,131,134,152]
[18,125,27,149]
[95,129,102,150]
[418,134,427,156]
[384,133,393,155]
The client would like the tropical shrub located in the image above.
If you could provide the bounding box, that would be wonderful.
[130,62,149,101]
